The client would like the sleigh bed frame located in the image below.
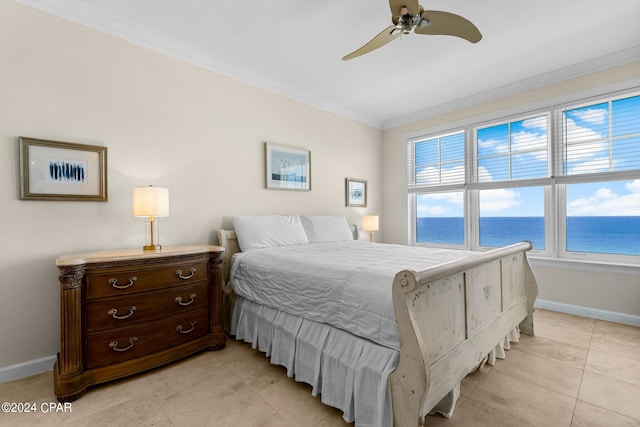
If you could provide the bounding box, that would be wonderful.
[218,229,538,426]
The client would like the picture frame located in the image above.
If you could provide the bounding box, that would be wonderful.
[265,142,311,191]
[19,137,108,201]
[346,178,367,207]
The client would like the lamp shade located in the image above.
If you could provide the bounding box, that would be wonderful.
[133,186,169,218]
[362,214,379,232]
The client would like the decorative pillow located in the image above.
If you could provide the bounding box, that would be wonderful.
[232,215,309,252]
[301,215,353,243]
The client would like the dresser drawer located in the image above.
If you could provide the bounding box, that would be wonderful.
[85,308,209,369]
[85,283,208,333]
[85,262,208,299]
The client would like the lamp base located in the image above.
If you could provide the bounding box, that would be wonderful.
[143,220,161,251]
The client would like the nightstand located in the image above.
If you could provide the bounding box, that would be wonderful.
[54,245,225,402]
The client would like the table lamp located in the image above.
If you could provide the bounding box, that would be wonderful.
[133,185,169,251]
[362,214,379,242]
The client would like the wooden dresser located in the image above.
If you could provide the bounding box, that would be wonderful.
[54,245,225,402]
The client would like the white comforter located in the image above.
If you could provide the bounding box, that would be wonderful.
[230,240,477,350]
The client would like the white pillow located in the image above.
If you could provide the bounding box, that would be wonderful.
[232,215,309,252]
[301,215,353,243]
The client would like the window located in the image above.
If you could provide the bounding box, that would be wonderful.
[409,131,466,246]
[476,115,549,182]
[410,131,465,186]
[479,186,545,249]
[561,96,640,175]
[474,114,549,251]
[565,181,640,256]
[406,90,640,264]
[416,192,464,245]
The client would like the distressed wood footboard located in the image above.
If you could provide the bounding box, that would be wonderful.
[389,241,538,426]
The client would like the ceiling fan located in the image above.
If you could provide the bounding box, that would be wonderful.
[342,0,482,60]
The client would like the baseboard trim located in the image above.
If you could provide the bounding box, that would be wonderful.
[0,355,55,384]
[535,299,640,327]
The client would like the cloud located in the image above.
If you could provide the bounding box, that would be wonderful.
[416,204,448,216]
[564,117,610,173]
[571,107,608,125]
[511,131,548,160]
[416,192,463,216]
[479,188,523,213]
[522,116,548,131]
[626,180,640,193]
[565,118,606,148]
[568,180,640,216]
[418,192,463,204]
[415,165,464,185]
[568,157,611,174]
[477,166,492,181]
[478,138,497,149]
[478,116,548,161]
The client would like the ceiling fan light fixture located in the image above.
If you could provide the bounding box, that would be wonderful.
[342,1,481,60]
[399,11,419,34]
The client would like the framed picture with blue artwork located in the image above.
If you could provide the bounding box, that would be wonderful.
[345,177,367,207]
[265,142,311,191]
[19,137,108,201]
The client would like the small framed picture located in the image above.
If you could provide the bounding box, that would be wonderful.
[19,137,108,201]
[346,178,367,207]
[265,142,311,191]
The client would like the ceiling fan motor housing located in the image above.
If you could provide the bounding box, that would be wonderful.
[392,5,425,34]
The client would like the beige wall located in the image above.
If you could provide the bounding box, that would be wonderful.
[381,62,640,318]
[1,0,637,376]
[0,2,382,369]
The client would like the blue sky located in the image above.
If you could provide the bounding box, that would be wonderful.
[416,95,640,217]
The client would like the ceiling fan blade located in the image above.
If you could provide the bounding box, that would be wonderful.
[415,10,482,43]
[388,0,420,17]
[342,26,400,61]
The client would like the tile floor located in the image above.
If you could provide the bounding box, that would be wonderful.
[0,309,638,426]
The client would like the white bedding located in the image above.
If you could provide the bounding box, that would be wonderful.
[230,240,478,350]
[231,298,398,426]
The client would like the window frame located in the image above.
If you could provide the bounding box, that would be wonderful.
[405,87,640,266]
[406,127,468,249]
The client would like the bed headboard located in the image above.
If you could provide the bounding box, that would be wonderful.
[217,229,240,334]
[217,229,239,287]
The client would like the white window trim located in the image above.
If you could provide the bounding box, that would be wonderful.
[404,85,640,266]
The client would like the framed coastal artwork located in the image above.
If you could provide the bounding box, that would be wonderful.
[345,178,367,207]
[19,137,108,201]
[264,142,311,191]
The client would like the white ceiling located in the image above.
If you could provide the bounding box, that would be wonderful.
[17,0,640,128]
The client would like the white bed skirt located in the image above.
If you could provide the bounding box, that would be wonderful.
[231,297,520,426]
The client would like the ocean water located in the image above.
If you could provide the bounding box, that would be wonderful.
[417,216,640,256]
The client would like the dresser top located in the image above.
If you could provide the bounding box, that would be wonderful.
[56,245,224,267]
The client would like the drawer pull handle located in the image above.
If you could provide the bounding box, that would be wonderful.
[175,294,197,306]
[109,337,138,352]
[108,276,137,289]
[175,268,196,280]
[176,321,196,334]
[108,306,137,320]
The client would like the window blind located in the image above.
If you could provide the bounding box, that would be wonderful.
[475,114,549,183]
[561,94,640,176]
[408,130,465,187]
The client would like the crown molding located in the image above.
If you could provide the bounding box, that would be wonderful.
[15,1,639,130]
[383,47,640,129]
[15,0,384,128]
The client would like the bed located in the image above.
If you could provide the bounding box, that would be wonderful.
[218,214,538,426]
